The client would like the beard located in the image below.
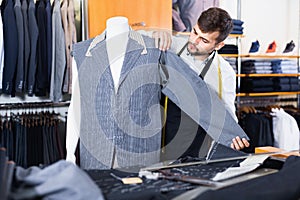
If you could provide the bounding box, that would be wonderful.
[187,42,213,56]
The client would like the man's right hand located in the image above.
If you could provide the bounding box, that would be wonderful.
[231,136,250,151]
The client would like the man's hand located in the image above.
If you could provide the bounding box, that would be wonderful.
[230,136,250,150]
[152,31,172,51]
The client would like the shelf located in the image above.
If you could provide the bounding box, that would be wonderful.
[220,54,239,57]
[236,73,300,77]
[174,33,244,38]
[237,91,300,97]
[228,34,244,38]
[239,54,300,59]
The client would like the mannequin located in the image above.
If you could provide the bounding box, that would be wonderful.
[66,16,130,164]
[66,16,159,169]
[106,16,130,92]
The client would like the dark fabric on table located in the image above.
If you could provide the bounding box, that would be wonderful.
[196,156,300,200]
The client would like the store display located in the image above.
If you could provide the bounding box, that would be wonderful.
[231,19,244,34]
[248,40,260,53]
[266,41,277,53]
[0,0,299,199]
[283,40,296,54]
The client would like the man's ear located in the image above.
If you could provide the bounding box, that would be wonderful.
[215,41,225,51]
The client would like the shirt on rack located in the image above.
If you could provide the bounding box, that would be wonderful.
[271,108,300,151]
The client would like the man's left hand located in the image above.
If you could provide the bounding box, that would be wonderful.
[231,136,250,150]
[152,31,172,51]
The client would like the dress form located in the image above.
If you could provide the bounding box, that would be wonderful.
[106,16,130,92]
[66,16,130,165]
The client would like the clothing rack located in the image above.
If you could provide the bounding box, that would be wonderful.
[237,97,298,107]
[0,101,70,110]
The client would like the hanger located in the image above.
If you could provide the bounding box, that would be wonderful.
[239,106,257,114]
[249,106,257,114]
[239,106,250,114]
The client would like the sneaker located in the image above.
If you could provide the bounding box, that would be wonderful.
[266,41,277,53]
[283,40,295,53]
[249,40,260,53]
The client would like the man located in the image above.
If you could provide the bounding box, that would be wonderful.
[152,7,249,160]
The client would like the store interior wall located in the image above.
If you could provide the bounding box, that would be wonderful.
[87,0,172,38]
[220,0,299,55]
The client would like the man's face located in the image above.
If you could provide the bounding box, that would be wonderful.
[187,24,220,56]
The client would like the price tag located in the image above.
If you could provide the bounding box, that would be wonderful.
[121,177,143,184]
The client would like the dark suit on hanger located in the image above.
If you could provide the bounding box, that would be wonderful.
[21,0,30,91]
[45,0,52,85]
[35,0,48,96]
[1,0,19,95]
[27,0,39,96]
[14,0,25,92]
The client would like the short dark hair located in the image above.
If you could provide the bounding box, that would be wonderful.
[197,7,233,43]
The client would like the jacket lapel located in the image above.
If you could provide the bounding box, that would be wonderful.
[118,37,144,87]
[88,39,115,90]
[85,30,146,91]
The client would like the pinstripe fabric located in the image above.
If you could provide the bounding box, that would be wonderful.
[161,51,248,148]
[72,32,162,169]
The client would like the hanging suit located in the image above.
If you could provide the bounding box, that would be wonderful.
[50,0,66,102]
[61,0,70,93]
[67,0,77,94]
[14,0,25,92]
[21,0,30,91]
[45,0,52,85]
[27,0,39,96]
[35,0,48,96]
[1,0,19,95]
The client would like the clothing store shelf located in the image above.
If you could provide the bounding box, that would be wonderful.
[236,73,300,77]
[174,33,244,38]
[220,54,239,58]
[237,91,300,97]
[228,34,244,38]
[240,54,300,59]
[221,54,300,59]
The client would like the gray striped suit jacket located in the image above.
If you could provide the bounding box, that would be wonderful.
[72,32,162,169]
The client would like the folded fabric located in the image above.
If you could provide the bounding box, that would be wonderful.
[218,44,238,54]
[232,25,244,31]
[273,83,292,91]
[10,160,104,200]
[273,77,291,84]
[290,83,300,91]
[197,156,300,200]
[232,19,244,26]
[230,30,243,34]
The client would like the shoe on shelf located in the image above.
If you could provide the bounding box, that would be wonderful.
[283,40,295,53]
[266,41,277,53]
[249,40,260,53]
